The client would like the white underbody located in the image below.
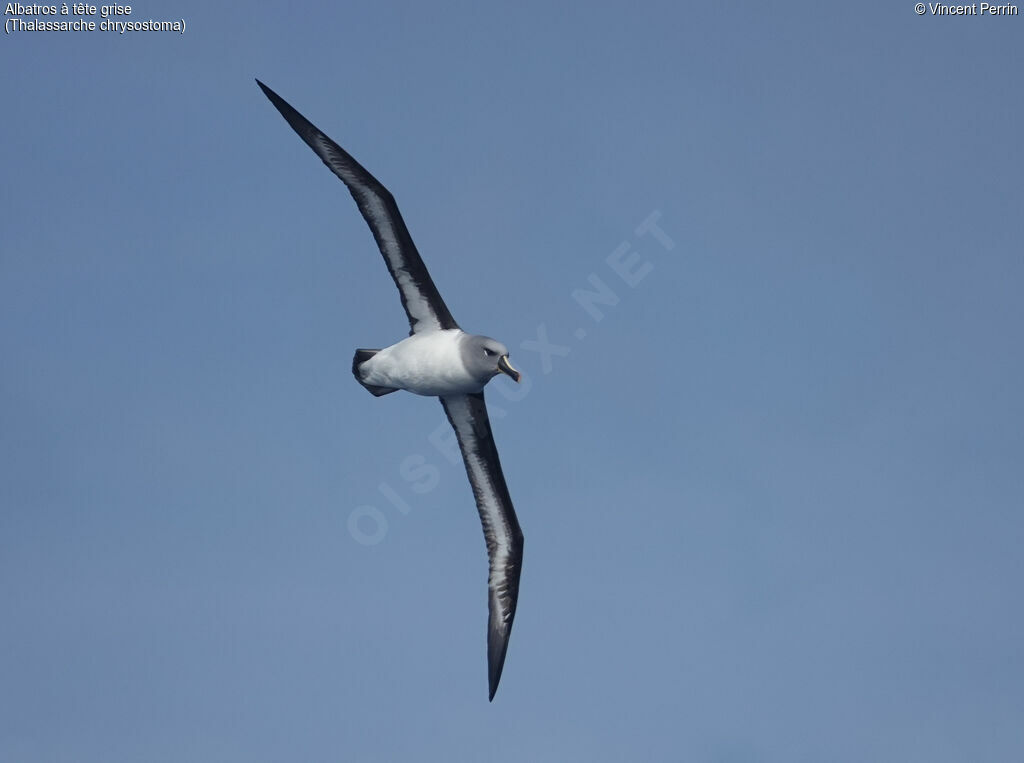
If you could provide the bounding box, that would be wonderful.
[359,329,485,397]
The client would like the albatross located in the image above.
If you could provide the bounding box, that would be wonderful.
[257,80,524,701]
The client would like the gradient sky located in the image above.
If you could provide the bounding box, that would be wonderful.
[2,2,1022,761]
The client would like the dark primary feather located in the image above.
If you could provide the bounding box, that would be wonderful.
[256,79,458,335]
[441,392,525,701]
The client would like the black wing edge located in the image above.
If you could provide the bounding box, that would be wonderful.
[441,392,525,701]
[255,79,458,334]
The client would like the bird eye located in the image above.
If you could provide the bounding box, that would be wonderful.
[484,348,495,357]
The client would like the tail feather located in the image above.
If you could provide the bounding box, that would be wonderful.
[352,349,398,397]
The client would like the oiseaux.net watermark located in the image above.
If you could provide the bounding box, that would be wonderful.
[346,209,676,546]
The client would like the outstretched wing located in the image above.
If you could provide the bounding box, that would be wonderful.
[441,392,525,701]
[257,80,458,335]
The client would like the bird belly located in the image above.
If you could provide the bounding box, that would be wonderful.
[359,330,483,396]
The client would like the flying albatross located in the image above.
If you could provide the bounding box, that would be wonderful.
[257,80,524,701]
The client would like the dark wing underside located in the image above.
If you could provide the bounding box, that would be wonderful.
[441,392,524,701]
[257,80,458,335]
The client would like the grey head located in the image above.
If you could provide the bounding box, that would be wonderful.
[461,334,522,386]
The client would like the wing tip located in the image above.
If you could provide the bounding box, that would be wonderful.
[488,659,503,702]
[255,78,289,114]
[487,622,513,702]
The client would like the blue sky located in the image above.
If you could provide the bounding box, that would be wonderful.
[2,1,1022,760]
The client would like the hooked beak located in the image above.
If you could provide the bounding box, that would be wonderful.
[497,355,521,383]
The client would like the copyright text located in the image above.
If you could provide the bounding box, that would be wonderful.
[915,2,1019,14]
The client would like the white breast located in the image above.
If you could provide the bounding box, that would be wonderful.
[360,329,483,396]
